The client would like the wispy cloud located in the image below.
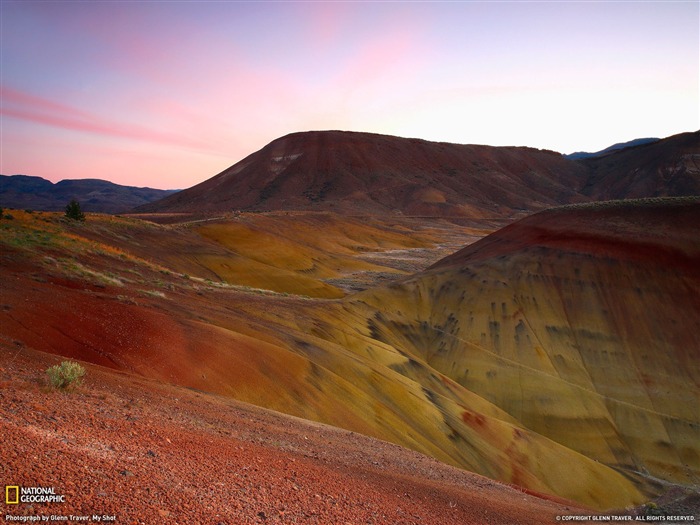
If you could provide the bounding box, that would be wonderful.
[1,85,214,153]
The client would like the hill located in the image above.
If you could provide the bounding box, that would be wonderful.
[579,130,700,200]
[0,174,178,214]
[135,130,589,217]
[329,197,699,507]
[136,130,698,219]
[2,201,698,512]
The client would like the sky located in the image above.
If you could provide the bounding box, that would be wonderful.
[1,1,698,190]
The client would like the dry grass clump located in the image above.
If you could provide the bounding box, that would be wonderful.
[46,361,86,390]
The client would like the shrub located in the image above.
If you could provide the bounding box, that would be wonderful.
[46,360,86,390]
[65,200,85,221]
[643,502,665,517]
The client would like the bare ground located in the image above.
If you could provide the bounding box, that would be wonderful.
[0,345,583,524]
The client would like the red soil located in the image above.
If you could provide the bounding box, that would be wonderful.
[0,346,582,524]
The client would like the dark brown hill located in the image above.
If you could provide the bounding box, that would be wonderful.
[580,130,700,199]
[136,130,589,217]
[136,130,699,218]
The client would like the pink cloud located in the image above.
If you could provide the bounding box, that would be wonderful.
[339,30,421,87]
[1,85,214,152]
[307,3,355,48]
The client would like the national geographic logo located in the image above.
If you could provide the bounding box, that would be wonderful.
[6,486,18,505]
[5,486,66,504]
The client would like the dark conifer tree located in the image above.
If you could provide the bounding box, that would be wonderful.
[65,199,86,221]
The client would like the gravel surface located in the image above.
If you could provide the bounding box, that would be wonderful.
[0,346,581,524]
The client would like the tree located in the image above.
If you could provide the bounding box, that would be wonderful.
[65,199,85,221]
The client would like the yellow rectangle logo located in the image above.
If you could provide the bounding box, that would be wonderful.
[6,485,19,504]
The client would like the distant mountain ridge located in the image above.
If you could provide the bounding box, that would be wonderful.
[137,129,699,217]
[565,137,660,159]
[0,175,178,214]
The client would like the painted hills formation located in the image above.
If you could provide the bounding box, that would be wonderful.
[322,199,700,506]
[1,130,699,516]
[2,200,698,512]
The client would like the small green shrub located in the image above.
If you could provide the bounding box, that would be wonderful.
[643,502,665,517]
[46,360,86,390]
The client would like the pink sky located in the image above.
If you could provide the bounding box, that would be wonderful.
[1,1,698,189]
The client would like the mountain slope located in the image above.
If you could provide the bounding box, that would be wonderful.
[0,174,178,213]
[136,129,698,218]
[580,130,700,199]
[136,130,589,217]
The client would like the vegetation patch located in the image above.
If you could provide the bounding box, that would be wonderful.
[46,360,86,390]
[141,289,166,299]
